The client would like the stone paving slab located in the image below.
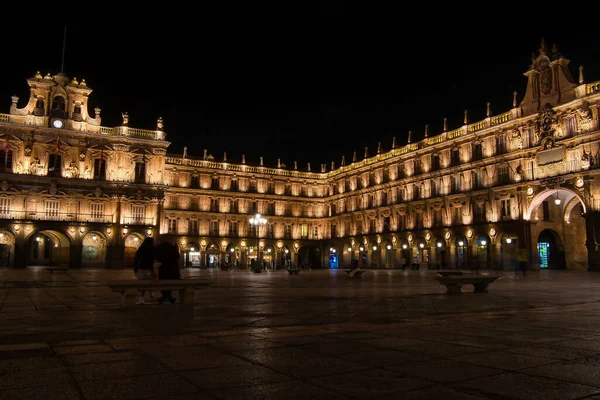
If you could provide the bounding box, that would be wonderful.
[3,268,600,398]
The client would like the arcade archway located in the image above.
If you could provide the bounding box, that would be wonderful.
[537,229,567,269]
[28,230,70,267]
[124,233,144,269]
[528,188,586,270]
[0,229,15,267]
[81,231,107,267]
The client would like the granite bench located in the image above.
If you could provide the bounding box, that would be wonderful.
[107,280,211,307]
[435,275,498,294]
[45,267,69,274]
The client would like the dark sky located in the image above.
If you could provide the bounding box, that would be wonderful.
[2,6,600,169]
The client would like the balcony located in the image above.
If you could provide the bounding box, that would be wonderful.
[0,211,114,223]
[123,216,154,225]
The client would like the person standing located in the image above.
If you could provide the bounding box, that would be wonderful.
[133,237,155,305]
[517,247,528,277]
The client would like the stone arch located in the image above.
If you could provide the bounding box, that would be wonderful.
[81,231,107,267]
[183,242,200,268]
[537,228,567,269]
[123,232,145,269]
[28,230,71,267]
[526,188,586,221]
[0,229,15,267]
[564,196,585,223]
[298,245,322,268]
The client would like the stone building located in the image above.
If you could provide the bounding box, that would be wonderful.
[1,44,600,271]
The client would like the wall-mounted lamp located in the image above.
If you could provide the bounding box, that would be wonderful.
[506,238,512,244]
[437,242,442,248]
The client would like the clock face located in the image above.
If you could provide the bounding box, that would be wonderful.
[52,119,63,128]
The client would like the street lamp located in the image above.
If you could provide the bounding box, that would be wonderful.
[249,213,267,273]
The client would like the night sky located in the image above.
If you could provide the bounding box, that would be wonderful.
[2,7,600,170]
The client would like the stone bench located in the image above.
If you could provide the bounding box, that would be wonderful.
[107,280,211,307]
[286,269,301,275]
[345,270,366,278]
[435,275,498,294]
[45,267,69,274]
[437,271,469,277]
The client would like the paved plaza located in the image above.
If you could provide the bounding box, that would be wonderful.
[2,268,600,399]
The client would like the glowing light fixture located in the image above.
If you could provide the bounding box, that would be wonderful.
[458,241,464,246]
[386,245,392,250]
[555,191,561,205]
[419,243,424,248]
[372,245,377,251]
[506,238,512,244]
[437,242,442,248]
[347,247,352,252]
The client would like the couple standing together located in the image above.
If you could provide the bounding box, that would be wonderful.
[133,237,181,304]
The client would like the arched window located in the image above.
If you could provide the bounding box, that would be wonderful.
[51,96,66,118]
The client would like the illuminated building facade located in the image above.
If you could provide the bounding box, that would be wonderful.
[2,45,600,271]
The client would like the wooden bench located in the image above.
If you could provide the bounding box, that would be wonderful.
[286,269,301,275]
[345,270,366,278]
[107,280,211,307]
[45,267,69,274]
[435,275,498,294]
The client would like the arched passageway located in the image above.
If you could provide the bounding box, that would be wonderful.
[123,233,144,269]
[81,231,107,267]
[528,188,587,270]
[537,229,567,269]
[28,230,70,267]
[0,229,16,267]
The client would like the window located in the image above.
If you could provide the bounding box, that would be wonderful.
[47,154,62,177]
[0,198,11,217]
[432,154,440,171]
[51,96,66,118]
[432,180,441,197]
[381,191,388,205]
[472,142,483,160]
[331,223,337,238]
[134,161,146,183]
[229,222,238,236]
[475,203,486,223]
[209,221,219,236]
[414,159,422,175]
[383,216,391,232]
[398,214,406,231]
[496,135,507,155]
[249,224,257,237]
[451,149,460,166]
[268,224,274,238]
[189,220,198,235]
[542,201,550,221]
[230,180,238,191]
[313,226,318,238]
[501,199,511,219]
[190,176,199,188]
[93,158,106,180]
[249,181,257,192]
[454,206,462,225]
[369,219,376,233]
[210,198,219,212]
[474,170,484,189]
[90,203,105,221]
[301,224,308,239]
[45,200,60,218]
[0,150,13,172]
[434,209,443,227]
[168,218,177,234]
[250,201,258,214]
[231,199,238,213]
[451,175,460,193]
[498,165,509,185]
[211,177,219,189]
[131,205,145,223]
[284,225,292,239]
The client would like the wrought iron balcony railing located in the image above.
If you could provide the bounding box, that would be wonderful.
[0,211,114,223]
[122,216,154,225]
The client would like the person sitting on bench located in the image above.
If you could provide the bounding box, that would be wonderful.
[154,242,181,304]
[133,237,156,305]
